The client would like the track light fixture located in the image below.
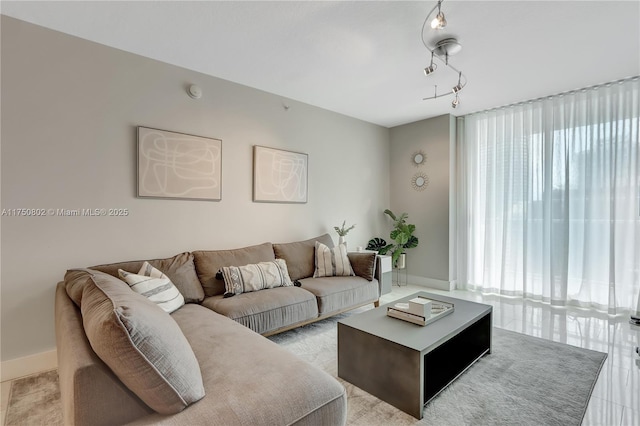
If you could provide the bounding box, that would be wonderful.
[420,0,467,109]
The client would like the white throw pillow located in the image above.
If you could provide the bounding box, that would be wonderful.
[314,241,354,278]
[221,258,293,296]
[118,262,185,313]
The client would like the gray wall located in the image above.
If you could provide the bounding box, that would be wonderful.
[389,114,455,285]
[0,16,390,361]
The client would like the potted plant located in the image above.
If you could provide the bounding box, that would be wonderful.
[372,209,418,268]
[334,220,355,246]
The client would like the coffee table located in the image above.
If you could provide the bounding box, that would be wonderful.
[337,292,492,419]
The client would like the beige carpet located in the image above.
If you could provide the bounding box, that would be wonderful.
[5,307,605,426]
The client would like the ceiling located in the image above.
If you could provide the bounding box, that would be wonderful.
[2,1,639,128]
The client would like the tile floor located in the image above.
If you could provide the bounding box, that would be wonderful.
[1,285,638,425]
[379,285,640,426]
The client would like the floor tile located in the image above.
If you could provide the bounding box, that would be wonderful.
[389,284,640,424]
[1,381,11,411]
[582,396,624,426]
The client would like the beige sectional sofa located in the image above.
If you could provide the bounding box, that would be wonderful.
[55,233,380,425]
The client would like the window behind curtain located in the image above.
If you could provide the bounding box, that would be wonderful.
[457,78,639,314]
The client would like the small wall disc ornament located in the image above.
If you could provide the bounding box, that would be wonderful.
[411,172,429,191]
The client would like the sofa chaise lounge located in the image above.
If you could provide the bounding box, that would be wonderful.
[55,233,380,425]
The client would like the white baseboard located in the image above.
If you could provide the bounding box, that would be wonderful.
[1,349,57,382]
[407,275,456,291]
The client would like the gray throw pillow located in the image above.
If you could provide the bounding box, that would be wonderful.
[347,252,378,281]
[64,268,205,414]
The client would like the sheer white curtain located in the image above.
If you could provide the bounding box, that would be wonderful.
[457,78,639,314]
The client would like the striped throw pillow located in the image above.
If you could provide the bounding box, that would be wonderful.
[118,262,185,313]
[221,259,293,296]
[313,241,354,278]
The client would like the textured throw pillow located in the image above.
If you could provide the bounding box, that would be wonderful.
[314,241,354,278]
[118,262,185,314]
[193,242,276,297]
[347,252,378,281]
[221,259,293,296]
[63,269,205,414]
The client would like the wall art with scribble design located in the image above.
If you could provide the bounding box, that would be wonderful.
[253,146,308,203]
[137,127,222,201]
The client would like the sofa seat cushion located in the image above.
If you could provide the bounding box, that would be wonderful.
[63,269,205,414]
[273,233,334,281]
[90,252,204,303]
[202,287,318,335]
[299,276,379,315]
[127,304,347,426]
[193,242,276,297]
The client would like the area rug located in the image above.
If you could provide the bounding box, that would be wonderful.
[4,369,62,426]
[268,311,607,426]
[5,312,606,426]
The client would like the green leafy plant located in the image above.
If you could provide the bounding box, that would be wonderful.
[366,237,387,252]
[334,220,355,237]
[381,209,419,267]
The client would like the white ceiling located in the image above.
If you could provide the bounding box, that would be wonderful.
[2,1,639,128]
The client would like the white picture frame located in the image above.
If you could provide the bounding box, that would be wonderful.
[253,145,308,203]
[137,127,222,201]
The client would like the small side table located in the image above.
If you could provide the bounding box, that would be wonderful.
[376,255,392,295]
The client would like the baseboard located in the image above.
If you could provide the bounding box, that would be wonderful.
[1,349,57,382]
[407,275,456,291]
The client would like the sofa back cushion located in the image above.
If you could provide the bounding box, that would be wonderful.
[193,242,276,297]
[90,252,204,303]
[64,268,205,414]
[273,233,334,281]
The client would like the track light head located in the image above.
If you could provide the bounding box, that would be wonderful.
[431,11,447,29]
[424,52,437,76]
[451,95,460,108]
[452,71,463,93]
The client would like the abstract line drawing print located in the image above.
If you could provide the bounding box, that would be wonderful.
[138,127,222,200]
[253,146,308,203]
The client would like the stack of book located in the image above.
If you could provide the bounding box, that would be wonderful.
[631,313,640,326]
[386,297,454,326]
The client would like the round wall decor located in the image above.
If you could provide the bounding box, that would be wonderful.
[411,172,429,191]
[412,150,427,167]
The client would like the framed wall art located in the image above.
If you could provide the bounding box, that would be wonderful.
[253,145,308,203]
[137,126,222,201]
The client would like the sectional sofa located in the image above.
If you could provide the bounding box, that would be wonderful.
[55,233,380,425]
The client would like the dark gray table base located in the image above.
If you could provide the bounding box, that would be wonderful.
[338,292,492,419]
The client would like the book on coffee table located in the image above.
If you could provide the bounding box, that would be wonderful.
[387,297,454,326]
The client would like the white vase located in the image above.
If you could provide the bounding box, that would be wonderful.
[339,236,346,248]
[396,253,406,269]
